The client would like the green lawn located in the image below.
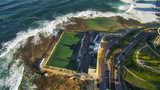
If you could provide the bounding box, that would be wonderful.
[139,47,160,70]
[124,71,158,90]
[46,32,83,71]
[124,38,160,86]
[84,17,124,32]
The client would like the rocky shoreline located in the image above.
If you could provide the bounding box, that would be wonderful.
[19,16,146,89]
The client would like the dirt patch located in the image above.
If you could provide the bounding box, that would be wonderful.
[112,16,144,28]
[65,17,90,31]
[20,34,54,72]
[33,73,88,90]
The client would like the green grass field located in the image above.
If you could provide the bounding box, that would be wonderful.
[46,32,83,71]
[124,38,160,86]
[84,17,124,32]
[139,47,160,70]
[124,71,158,90]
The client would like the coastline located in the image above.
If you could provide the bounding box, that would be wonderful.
[0,0,160,89]
[14,9,160,89]
[20,16,146,89]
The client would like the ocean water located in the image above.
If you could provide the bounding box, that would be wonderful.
[0,0,158,89]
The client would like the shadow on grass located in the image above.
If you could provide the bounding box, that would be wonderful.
[147,80,160,86]
[64,34,83,71]
[138,57,150,61]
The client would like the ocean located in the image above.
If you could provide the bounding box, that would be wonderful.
[0,0,158,89]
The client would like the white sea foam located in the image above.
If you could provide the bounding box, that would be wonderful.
[121,0,158,23]
[0,0,158,57]
[0,57,24,90]
[5,60,24,90]
[0,0,158,89]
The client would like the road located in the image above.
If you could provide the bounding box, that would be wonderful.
[114,67,120,90]
[136,45,160,72]
[96,30,153,90]
[96,36,119,90]
[102,30,147,90]
[115,31,155,89]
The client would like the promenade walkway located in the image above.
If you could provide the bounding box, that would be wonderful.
[146,42,160,57]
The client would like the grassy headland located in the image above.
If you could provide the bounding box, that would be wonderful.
[124,38,160,87]
[124,70,158,90]
[84,17,124,32]
[84,16,144,32]
[19,16,145,89]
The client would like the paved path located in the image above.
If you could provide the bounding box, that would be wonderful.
[124,66,147,82]
[124,66,160,88]
[136,45,160,72]
[136,45,147,65]
[146,42,160,57]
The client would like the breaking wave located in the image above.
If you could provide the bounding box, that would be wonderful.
[0,0,158,89]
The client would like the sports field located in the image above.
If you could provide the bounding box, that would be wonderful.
[46,32,83,71]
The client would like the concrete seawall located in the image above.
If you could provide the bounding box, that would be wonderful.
[40,30,93,78]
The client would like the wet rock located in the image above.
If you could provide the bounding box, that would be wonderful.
[20,33,54,72]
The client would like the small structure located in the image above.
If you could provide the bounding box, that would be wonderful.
[90,32,104,52]
[33,58,43,70]
[94,43,100,52]
[88,67,96,78]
